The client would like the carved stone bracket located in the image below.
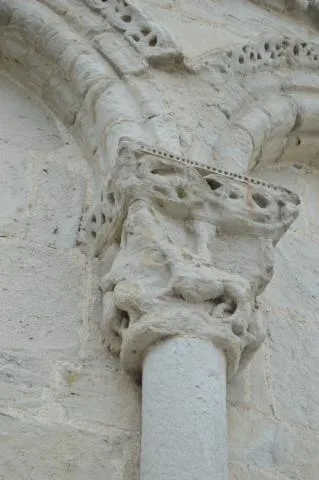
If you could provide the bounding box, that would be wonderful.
[80,138,300,380]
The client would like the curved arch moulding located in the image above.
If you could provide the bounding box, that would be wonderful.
[249,0,319,28]
[192,34,319,173]
[0,0,168,190]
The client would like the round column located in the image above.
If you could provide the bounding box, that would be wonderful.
[140,336,228,480]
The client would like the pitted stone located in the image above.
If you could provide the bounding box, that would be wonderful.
[80,139,299,379]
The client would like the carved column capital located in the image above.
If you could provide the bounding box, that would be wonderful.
[80,138,300,380]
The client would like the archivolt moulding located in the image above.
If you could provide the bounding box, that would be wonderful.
[82,0,183,69]
[2,1,317,191]
[189,34,319,174]
[250,0,319,25]
[211,85,319,173]
[0,0,175,190]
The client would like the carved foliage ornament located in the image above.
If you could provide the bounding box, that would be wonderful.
[80,139,300,380]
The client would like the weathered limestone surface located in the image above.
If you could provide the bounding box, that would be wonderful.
[228,165,319,479]
[0,0,319,479]
[0,74,140,479]
[141,338,228,480]
[0,414,138,480]
[0,74,87,247]
[80,139,299,382]
[251,0,319,27]
[137,0,313,57]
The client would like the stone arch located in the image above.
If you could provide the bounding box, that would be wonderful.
[0,70,142,479]
[249,0,319,25]
[0,0,173,192]
[194,34,319,173]
[0,4,147,477]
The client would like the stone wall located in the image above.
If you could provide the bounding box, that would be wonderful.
[0,74,140,480]
[228,163,319,479]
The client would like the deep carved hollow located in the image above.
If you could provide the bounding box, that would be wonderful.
[229,191,239,199]
[121,313,130,330]
[252,192,269,208]
[149,36,158,47]
[141,26,151,36]
[176,186,187,199]
[122,14,132,22]
[211,295,237,317]
[206,178,222,190]
[107,192,115,204]
[151,166,177,175]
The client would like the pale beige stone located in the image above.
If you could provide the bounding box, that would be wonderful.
[0,414,139,480]
[79,139,299,382]
[0,0,319,478]
[229,406,319,479]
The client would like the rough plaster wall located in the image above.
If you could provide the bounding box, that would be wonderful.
[0,74,140,480]
[228,163,319,480]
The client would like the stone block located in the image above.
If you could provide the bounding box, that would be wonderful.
[229,406,319,480]
[0,414,139,480]
[0,144,31,237]
[51,352,141,432]
[230,462,279,480]
[0,74,62,151]
[0,350,51,411]
[0,240,87,357]
[262,295,319,432]
[26,154,86,249]
[228,344,273,416]
[0,239,141,442]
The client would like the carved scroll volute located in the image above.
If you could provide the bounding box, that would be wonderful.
[80,139,300,380]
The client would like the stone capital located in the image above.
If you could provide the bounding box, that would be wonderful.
[80,138,300,379]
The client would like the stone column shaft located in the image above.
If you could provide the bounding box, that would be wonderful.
[141,337,228,480]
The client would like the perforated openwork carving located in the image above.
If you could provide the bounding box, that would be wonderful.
[196,35,319,76]
[83,0,183,67]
